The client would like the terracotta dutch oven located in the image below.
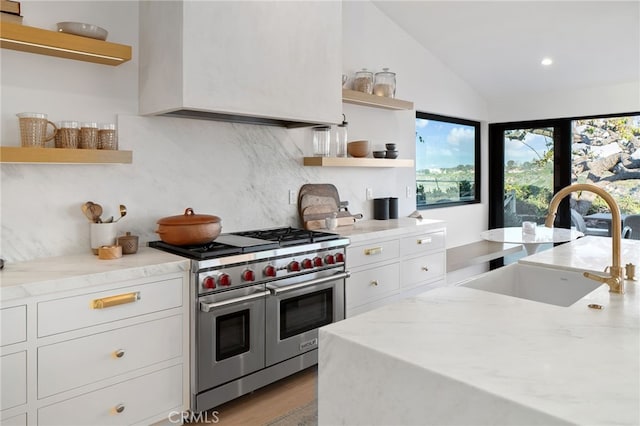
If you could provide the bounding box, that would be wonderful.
[156,208,222,245]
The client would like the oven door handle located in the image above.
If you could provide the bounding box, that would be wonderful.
[200,290,270,312]
[267,271,351,296]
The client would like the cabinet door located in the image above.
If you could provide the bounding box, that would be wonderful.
[400,231,445,257]
[37,365,182,426]
[0,351,26,410]
[347,239,400,269]
[401,253,446,288]
[37,277,182,337]
[38,315,182,398]
[346,262,400,309]
[1,305,26,347]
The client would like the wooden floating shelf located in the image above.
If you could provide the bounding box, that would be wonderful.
[0,147,132,164]
[303,157,414,168]
[0,22,132,66]
[342,89,414,110]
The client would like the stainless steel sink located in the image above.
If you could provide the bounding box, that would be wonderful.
[459,263,602,307]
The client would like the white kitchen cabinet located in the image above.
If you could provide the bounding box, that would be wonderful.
[1,305,26,347]
[139,1,342,127]
[345,227,447,317]
[0,268,189,426]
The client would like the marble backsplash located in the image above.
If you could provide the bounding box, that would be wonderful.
[1,114,411,262]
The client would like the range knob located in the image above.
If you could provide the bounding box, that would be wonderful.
[218,273,231,287]
[263,265,277,277]
[242,269,255,282]
[301,258,313,269]
[288,260,301,272]
[202,276,216,289]
[335,252,345,263]
[313,256,323,267]
[324,254,336,265]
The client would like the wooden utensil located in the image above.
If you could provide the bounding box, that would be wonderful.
[88,202,103,223]
[114,204,127,222]
[81,202,95,222]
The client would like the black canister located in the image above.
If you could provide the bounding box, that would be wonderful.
[388,197,398,219]
[373,198,390,220]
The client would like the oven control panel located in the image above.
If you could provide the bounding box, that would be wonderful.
[198,248,346,293]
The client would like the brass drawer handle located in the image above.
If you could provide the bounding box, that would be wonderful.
[370,280,379,286]
[91,292,140,309]
[417,238,432,245]
[364,247,383,256]
[113,404,125,414]
[113,349,125,359]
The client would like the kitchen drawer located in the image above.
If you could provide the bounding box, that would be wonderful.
[1,305,26,347]
[400,231,445,257]
[37,364,183,426]
[1,413,27,426]
[38,277,183,337]
[401,252,446,288]
[38,314,182,398]
[1,351,27,411]
[346,262,400,309]
[347,239,399,269]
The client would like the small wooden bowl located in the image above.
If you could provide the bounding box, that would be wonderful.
[347,140,369,158]
[98,245,122,260]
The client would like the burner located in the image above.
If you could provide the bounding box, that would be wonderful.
[232,227,339,246]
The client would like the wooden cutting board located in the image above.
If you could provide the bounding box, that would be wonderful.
[298,184,340,217]
[304,216,356,230]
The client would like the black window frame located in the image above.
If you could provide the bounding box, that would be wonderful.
[415,111,481,209]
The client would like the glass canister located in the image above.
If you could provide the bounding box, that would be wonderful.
[334,115,348,157]
[374,68,396,98]
[312,126,331,157]
[353,68,373,94]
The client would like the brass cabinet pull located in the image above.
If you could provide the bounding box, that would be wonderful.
[364,247,383,256]
[421,266,429,272]
[113,404,125,414]
[113,349,125,359]
[91,292,140,309]
[417,237,432,245]
[370,280,379,286]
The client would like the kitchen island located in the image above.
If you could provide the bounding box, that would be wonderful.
[318,236,640,425]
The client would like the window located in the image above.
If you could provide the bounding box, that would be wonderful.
[415,112,481,209]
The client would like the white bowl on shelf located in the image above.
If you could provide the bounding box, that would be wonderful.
[56,22,108,41]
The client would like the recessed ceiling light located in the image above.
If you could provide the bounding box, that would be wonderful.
[541,57,553,66]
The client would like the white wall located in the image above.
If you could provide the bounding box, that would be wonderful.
[489,81,640,122]
[1,1,489,262]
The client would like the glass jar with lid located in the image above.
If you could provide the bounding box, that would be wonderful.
[353,68,373,94]
[374,68,396,98]
[312,126,331,157]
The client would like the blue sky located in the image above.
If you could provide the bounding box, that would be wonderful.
[416,118,475,169]
[504,133,550,164]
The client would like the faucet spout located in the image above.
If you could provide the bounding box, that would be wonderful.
[545,183,624,294]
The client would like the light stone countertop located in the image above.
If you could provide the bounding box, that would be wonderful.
[318,237,640,425]
[334,217,446,244]
[0,248,190,303]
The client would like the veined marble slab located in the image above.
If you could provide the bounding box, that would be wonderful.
[334,217,446,244]
[318,237,640,425]
[519,235,640,274]
[0,248,189,303]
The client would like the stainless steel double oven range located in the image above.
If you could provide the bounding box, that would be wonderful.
[149,227,350,413]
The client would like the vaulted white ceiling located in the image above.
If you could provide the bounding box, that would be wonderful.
[372,1,640,101]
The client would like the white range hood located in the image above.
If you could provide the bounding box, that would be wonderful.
[139,1,343,128]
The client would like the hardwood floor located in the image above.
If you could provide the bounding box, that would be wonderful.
[191,366,317,425]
